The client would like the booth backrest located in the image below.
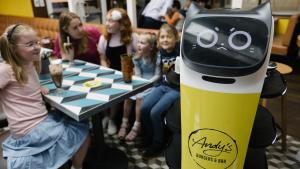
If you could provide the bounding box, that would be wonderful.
[282,13,300,46]
[0,15,59,40]
[0,15,158,42]
[272,13,300,56]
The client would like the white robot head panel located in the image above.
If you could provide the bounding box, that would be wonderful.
[181,1,273,77]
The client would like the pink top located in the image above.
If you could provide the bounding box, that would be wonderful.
[53,26,101,65]
[0,63,47,138]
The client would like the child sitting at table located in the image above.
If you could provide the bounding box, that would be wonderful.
[140,24,180,158]
[53,11,101,65]
[0,24,90,169]
[118,32,161,141]
[97,8,138,135]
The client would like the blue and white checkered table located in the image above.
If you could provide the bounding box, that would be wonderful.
[41,60,153,121]
[41,60,153,168]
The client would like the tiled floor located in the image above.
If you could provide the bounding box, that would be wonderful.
[103,132,300,169]
[266,135,300,169]
[1,128,300,169]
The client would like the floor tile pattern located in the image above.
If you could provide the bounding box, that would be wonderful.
[1,129,300,169]
[103,133,300,169]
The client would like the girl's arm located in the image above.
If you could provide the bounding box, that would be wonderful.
[164,12,180,26]
[133,57,142,77]
[131,33,139,53]
[53,36,74,60]
[62,43,74,61]
[0,64,12,89]
[149,54,162,82]
[97,36,109,67]
[100,53,109,67]
[40,86,49,95]
[149,63,162,82]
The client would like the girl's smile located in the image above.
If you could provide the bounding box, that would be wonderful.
[16,30,41,63]
[159,29,176,53]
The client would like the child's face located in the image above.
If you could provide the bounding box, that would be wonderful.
[159,29,176,52]
[105,15,121,34]
[66,18,84,39]
[16,29,41,63]
[137,34,152,56]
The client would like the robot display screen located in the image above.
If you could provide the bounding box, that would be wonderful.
[182,17,269,68]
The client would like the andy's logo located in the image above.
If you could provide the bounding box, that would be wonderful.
[191,136,233,157]
[188,129,238,169]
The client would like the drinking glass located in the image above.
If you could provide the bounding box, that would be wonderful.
[120,53,133,83]
[49,59,64,95]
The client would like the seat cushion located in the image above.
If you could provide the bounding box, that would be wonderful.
[272,35,288,56]
[261,70,287,98]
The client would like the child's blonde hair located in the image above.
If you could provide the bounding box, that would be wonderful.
[157,24,179,49]
[0,24,40,84]
[103,8,133,45]
[140,32,158,64]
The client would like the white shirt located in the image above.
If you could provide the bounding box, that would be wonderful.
[142,0,173,21]
[97,32,138,55]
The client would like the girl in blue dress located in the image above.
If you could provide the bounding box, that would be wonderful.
[118,32,161,141]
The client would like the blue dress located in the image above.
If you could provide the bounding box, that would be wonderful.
[2,111,89,169]
[132,54,161,99]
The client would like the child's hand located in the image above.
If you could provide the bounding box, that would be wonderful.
[40,86,49,95]
[63,42,74,60]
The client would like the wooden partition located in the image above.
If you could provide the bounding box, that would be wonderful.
[0,14,158,42]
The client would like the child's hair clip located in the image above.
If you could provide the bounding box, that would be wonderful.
[7,24,21,42]
[111,10,122,21]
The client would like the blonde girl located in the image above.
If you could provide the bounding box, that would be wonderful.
[0,24,90,169]
[53,11,101,65]
[140,24,180,158]
[118,32,161,141]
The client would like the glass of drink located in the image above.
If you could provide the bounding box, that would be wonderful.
[120,53,133,83]
[49,59,64,95]
[162,60,170,74]
[40,37,52,49]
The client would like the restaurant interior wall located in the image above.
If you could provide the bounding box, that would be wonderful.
[0,0,34,17]
[225,0,300,12]
[271,0,300,12]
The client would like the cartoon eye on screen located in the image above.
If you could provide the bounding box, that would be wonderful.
[196,27,252,51]
[181,6,272,77]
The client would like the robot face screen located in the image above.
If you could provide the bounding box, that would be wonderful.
[182,17,269,68]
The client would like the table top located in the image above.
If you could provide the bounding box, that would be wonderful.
[41,60,153,121]
[275,62,293,75]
